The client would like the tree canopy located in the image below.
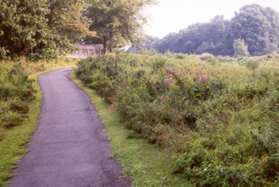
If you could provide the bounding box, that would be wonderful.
[153,4,279,56]
[2,2,276,58]
[0,0,152,58]
[0,0,90,59]
[48,0,92,48]
[0,0,52,57]
[85,0,153,53]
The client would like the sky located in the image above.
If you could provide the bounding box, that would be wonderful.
[143,0,279,38]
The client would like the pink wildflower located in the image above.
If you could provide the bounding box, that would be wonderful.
[160,95,167,102]
[164,78,173,88]
[166,69,175,75]
[194,74,209,84]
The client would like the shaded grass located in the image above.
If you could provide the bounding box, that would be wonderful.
[0,59,77,187]
[72,73,192,187]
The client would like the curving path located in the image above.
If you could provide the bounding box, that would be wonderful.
[10,69,131,187]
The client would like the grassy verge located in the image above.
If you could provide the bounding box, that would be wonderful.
[0,78,41,186]
[0,59,77,187]
[72,73,192,187]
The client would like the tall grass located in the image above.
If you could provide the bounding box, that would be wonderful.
[0,64,35,138]
[76,53,279,186]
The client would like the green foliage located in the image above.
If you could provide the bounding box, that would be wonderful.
[231,4,279,56]
[72,75,193,186]
[154,4,279,56]
[0,0,88,59]
[76,53,279,186]
[0,63,34,133]
[0,0,52,58]
[233,39,250,57]
[30,48,60,61]
[85,0,153,53]
[48,0,91,49]
[0,0,152,58]
[0,59,78,186]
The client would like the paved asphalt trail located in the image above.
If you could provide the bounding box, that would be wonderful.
[10,69,131,187]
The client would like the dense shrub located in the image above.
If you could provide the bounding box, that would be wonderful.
[76,53,279,186]
[0,63,34,134]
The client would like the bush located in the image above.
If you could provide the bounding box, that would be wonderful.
[199,53,216,62]
[0,111,24,129]
[0,64,34,133]
[10,99,30,114]
[30,48,59,61]
[76,53,279,186]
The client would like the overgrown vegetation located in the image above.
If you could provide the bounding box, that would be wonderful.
[72,74,192,186]
[76,53,279,186]
[0,64,34,137]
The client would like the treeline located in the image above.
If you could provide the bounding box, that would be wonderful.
[0,0,152,59]
[153,4,279,56]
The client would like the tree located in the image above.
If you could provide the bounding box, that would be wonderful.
[85,0,153,53]
[128,34,159,52]
[0,0,52,57]
[230,4,279,55]
[233,39,250,57]
[154,16,233,55]
[0,0,91,58]
[153,4,279,56]
[48,0,93,50]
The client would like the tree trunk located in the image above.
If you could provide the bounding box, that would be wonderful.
[102,37,107,54]
[108,41,112,53]
[108,32,113,53]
